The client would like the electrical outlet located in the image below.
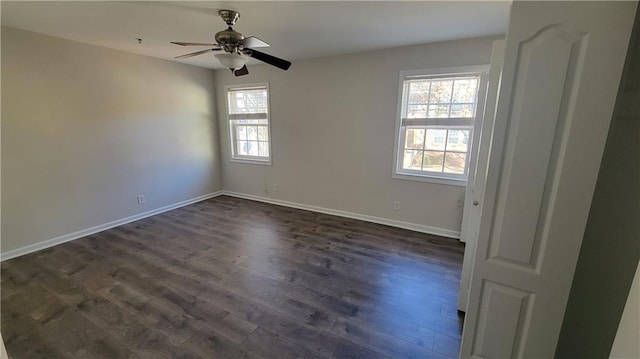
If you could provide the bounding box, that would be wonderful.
[137,195,145,205]
[272,184,278,193]
[393,201,400,210]
[457,199,464,208]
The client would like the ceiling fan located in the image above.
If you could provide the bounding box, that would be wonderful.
[171,9,291,76]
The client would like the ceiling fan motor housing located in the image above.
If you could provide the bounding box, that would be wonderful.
[215,28,245,53]
[216,10,245,53]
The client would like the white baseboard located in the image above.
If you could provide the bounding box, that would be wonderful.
[0,191,225,261]
[1,189,460,261]
[221,191,461,239]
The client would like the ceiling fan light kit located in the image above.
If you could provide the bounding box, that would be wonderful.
[171,9,291,76]
[215,52,248,70]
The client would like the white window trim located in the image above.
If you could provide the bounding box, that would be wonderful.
[391,65,490,186]
[225,82,273,166]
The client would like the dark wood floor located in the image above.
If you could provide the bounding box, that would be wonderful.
[1,196,466,359]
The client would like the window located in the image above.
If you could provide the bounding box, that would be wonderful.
[226,83,271,164]
[393,67,487,184]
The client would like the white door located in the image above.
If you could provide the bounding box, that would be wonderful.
[460,1,637,358]
[458,39,505,312]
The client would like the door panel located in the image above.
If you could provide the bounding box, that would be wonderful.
[490,25,586,270]
[473,281,532,358]
[460,2,638,358]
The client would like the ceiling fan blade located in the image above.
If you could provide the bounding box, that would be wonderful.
[234,65,249,77]
[244,49,291,70]
[241,36,269,48]
[171,42,218,47]
[175,48,218,59]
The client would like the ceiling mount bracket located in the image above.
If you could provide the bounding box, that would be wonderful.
[218,10,240,26]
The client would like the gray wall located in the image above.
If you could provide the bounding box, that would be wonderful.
[1,27,222,253]
[214,36,498,236]
[556,9,640,358]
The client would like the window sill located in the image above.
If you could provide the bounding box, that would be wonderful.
[230,157,272,166]
[392,172,467,187]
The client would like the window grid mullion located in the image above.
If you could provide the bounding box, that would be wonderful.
[427,80,433,111]
[447,80,455,118]
[420,128,428,171]
[441,129,449,173]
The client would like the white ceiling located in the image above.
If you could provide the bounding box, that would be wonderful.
[1,1,510,69]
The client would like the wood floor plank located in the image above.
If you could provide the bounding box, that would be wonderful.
[434,332,463,358]
[248,303,341,357]
[74,337,140,359]
[330,316,435,358]
[243,327,323,359]
[181,325,248,359]
[1,195,465,358]
[331,338,392,359]
[129,327,201,359]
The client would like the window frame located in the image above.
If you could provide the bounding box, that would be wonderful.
[392,66,489,186]
[225,82,273,165]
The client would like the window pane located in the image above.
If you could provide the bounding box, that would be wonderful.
[447,131,459,144]
[422,151,444,172]
[407,104,427,119]
[258,142,269,157]
[444,152,467,174]
[237,141,248,156]
[452,79,478,103]
[236,125,247,141]
[246,141,259,156]
[228,88,268,114]
[408,81,430,105]
[257,126,269,141]
[447,130,470,152]
[403,150,423,171]
[429,80,453,104]
[247,126,258,141]
[425,129,447,151]
[423,151,445,172]
[404,128,425,149]
[428,105,450,118]
[450,104,474,118]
